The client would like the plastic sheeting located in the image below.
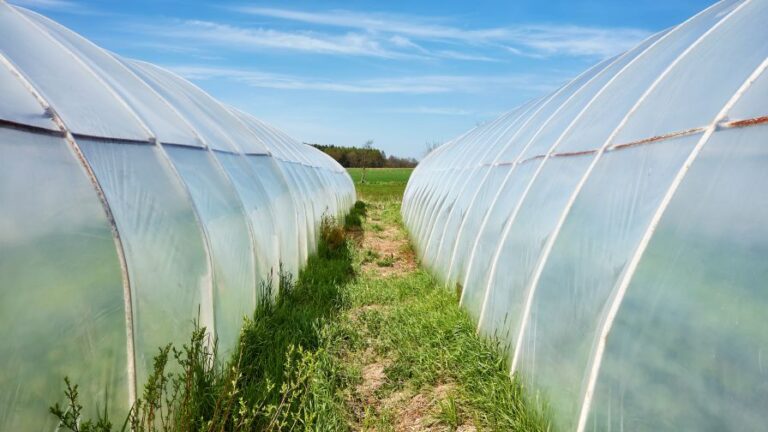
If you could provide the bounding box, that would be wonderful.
[164,146,258,356]
[0,5,354,430]
[77,139,214,387]
[586,126,768,431]
[403,1,768,430]
[0,3,149,141]
[0,130,128,431]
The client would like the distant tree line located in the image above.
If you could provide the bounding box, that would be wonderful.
[310,141,418,168]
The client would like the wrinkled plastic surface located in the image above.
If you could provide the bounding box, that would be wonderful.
[0,60,57,130]
[0,130,128,431]
[78,139,214,386]
[513,135,698,429]
[587,126,768,431]
[0,3,149,140]
[403,1,768,429]
[20,9,202,146]
[165,146,257,355]
[0,5,355,429]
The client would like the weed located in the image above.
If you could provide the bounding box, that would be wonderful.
[318,215,347,258]
[436,396,460,430]
[52,217,355,432]
[454,282,464,299]
[361,248,380,264]
[376,254,396,267]
[50,377,114,432]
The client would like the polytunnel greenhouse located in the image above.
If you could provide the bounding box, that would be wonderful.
[0,3,354,429]
[403,0,768,430]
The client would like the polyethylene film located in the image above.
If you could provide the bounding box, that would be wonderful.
[165,146,258,355]
[247,155,302,277]
[587,126,768,431]
[403,1,768,429]
[513,135,698,429]
[78,139,214,385]
[0,4,354,429]
[215,152,281,289]
[0,130,128,430]
[0,3,148,141]
[20,9,202,147]
[0,61,57,130]
[612,0,768,145]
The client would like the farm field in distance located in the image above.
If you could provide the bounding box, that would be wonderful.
[346,167,413,201]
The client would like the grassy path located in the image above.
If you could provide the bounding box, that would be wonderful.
[309,168,548,431]
[53,168,547,431]
[326,198,548,431]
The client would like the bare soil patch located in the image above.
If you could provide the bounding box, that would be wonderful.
[361,224,417,277]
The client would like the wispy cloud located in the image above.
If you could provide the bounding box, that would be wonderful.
[234,7,507,43]
[170,65,443,93]
[385,106,478,116]
[134,7,650,62]
[505,25,650,58]
[235,7,652,58]
[168,65,564,95]
[140,20,420,59]
[435,50,500,62]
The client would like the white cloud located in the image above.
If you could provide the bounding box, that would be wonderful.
[135,7,650,62]
[235,7,506,43]
[435,50,499,62]
[170,66,444,93]
[505,25,651,58]
[389,35,429,53]
[236,7,652,58]
[141,20,420,59]
[385,106,477,116]
[167,65,564,95]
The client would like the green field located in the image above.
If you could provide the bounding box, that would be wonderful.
[347,167,413,201]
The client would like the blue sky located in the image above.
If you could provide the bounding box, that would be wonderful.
[13,0,714,159]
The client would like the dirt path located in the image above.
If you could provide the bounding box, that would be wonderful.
[359,201,417,278]
[344,200,478,432]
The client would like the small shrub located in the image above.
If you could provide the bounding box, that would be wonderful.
[51,321,235,432]
[344,212,362,229]
[353,200,367,216]
[343,200,367,230]
[319,215,347,258]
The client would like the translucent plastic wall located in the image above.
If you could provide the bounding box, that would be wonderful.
[0,4,354,430]
[403,1,768,430]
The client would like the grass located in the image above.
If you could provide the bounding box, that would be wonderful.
[346,167,413,185]
[51,167,548,431]
[347,167,413,201]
